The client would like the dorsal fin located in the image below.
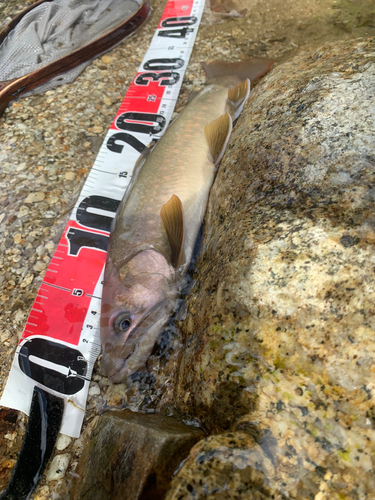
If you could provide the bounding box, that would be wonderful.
[227,79,250,120]
[204,112,232,165]
[160,195,185,268]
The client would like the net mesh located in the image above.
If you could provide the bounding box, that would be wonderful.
[0,0,142,94]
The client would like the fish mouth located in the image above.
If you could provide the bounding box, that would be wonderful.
[101,352,135,383]
[104,357,131,383]
[101,301,172,382]
[100,330,137,381]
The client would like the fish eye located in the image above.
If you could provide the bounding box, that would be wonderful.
[113,311,132,335]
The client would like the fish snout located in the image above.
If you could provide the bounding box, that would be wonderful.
[100,351,128,382]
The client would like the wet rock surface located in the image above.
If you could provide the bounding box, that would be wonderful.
[70,410,205,500]
[170,37,375,498]
[165,432,282,500]
[0,0,375,497]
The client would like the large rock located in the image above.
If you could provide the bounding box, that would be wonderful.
[170,37,375,497]
[165,432,282,500]
[70,410,204,500]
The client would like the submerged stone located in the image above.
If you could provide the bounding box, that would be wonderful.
[172,37,375,497]
[165,432,283,500]
[70,410,204,500]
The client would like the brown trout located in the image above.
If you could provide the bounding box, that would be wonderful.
[100,58,273,382]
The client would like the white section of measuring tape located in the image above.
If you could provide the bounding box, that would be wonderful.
[1,0,205,438]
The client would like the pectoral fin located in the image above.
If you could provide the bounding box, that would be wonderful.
[160,195,185,268]
[227,79,250,120]
[204,112,233,165]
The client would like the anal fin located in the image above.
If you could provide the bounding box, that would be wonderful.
[204,112,232,165]
[160,195,185,269]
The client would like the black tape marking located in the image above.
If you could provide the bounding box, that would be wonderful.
[0,387,63,500]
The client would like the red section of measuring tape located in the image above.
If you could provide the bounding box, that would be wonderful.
[158,0,195,28]
[112,94,162,130]
[128,79,166,105]
[22,221,108,346]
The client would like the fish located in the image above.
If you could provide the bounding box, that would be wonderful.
[100,58,274,382]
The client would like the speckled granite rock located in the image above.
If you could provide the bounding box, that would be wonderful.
[70,410,204,500]
[171,37,375,498]
[165,432,283,500]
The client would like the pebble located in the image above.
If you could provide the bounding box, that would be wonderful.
[65,172,75,181]
[91,125,104,134]
[43,210,56,218]
[14,310,26,323]
[32,485,50,500]
[33,261,47,272]
[24,192,45,203]
[88,384,101,396]
[72,436,84,454]
[17,206,29,217]
[108,394,122,406]
[13,233,21,244]
[48,195,59,205]
[46,454,71,481]
[56,434,72,451]
[0,330,11,342]
[36,244,45,256]
[4,432,17,441]
[45,241,55,254]
[20,274,34,288]
[101,55,113,64]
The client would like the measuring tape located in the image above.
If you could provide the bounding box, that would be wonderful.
[1,0,205,438]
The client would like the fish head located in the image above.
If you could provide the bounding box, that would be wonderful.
[100,249,176,382]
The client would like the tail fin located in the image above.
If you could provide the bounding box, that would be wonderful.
[202,58,274,83]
